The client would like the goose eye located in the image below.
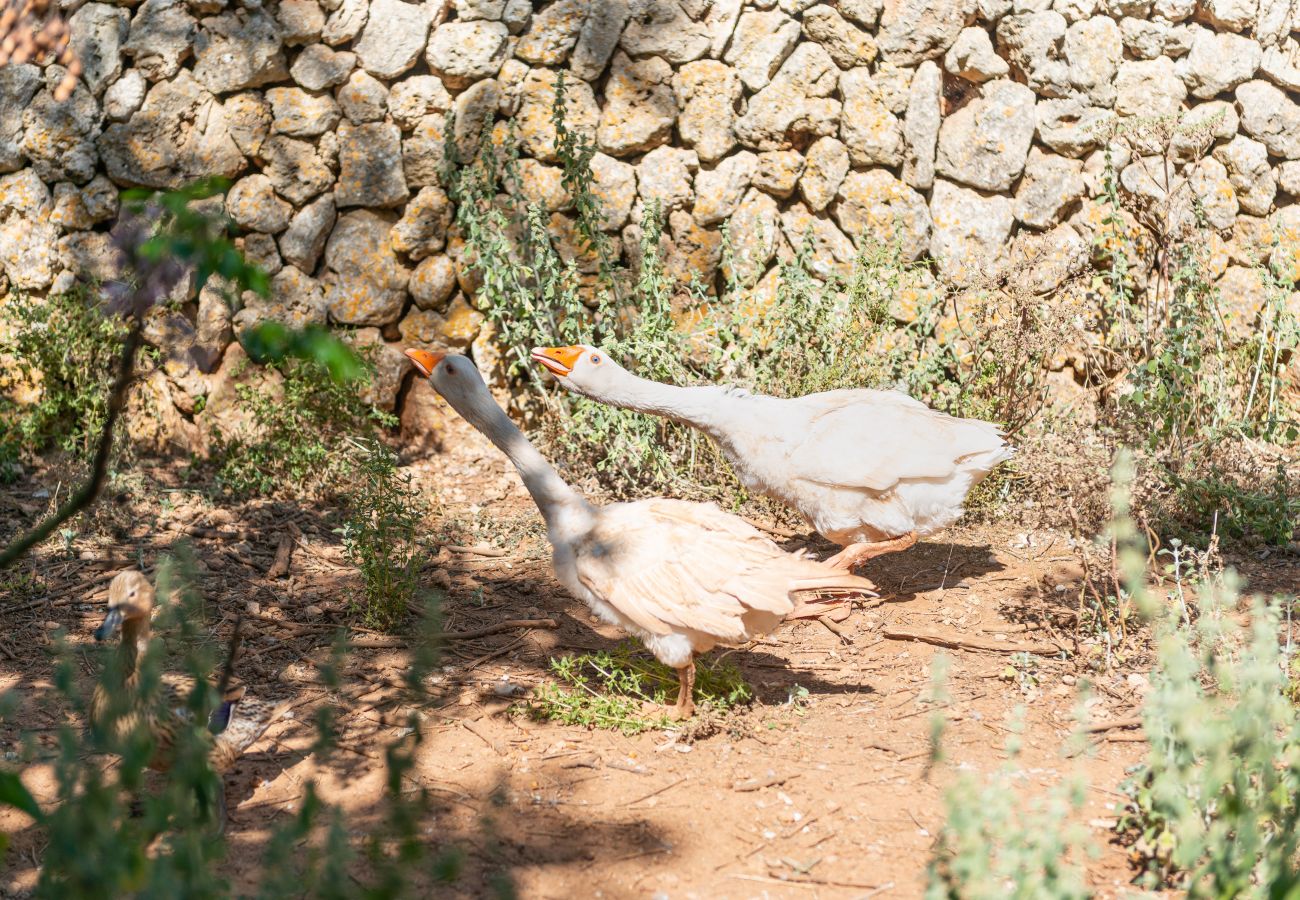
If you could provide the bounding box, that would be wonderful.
[590,354,601,364]
[444,364,454,376]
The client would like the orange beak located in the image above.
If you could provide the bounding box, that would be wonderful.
[404,348,445,378]
[530,346,583,378]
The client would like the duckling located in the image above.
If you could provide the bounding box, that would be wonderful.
[91,570,290,830]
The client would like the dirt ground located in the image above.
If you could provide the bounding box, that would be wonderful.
[3,410,1298,899]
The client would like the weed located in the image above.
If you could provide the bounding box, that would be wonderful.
[528,643,752,734]
[337,437,431,630]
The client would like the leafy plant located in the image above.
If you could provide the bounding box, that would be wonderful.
[337,437,430,630]
[528,643,752,734]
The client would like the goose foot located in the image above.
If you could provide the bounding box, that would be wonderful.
[668,661,696,720]
[825,531,919,571]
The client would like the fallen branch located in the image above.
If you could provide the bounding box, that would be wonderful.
[443,543,508,557]
[349,618,560,649]
[733,773,798,792]
[881,626,1060,656]
[626,776,687,806]
[265,534,294,579]
[1083,715,1143,733]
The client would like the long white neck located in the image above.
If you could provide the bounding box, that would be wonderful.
[591,369,734,434]
[450,387,595,538]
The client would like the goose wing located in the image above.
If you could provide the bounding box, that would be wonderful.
[572,499,871,642]
[785,390,1008,492]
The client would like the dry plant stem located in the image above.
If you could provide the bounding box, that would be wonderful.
[882,626,1059,656]
[0,322,142,571]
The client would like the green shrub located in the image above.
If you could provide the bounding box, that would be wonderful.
[337,438,431,630]
[0,288,130,476]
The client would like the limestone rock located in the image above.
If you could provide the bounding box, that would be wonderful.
[323,210,411,325]
[1179,28,1262,98]
[832,168,930,260]
[516,68,599,163]
[104,69,146,121]
[673,60,740,164]
[322,0,368,45]
[800,137,848,212]
[753,150,804,198]
[70,3,129,94]
[1118,16,1166,59]
[0,171,58,290]
[227,174,292,232]
[1194,0,1257,31]
[637,145,698,214]
[996,12,1070,97]
[353,0,432,79]
[455,0,507,19]
[1036,98,1108,157]
[693,151,756,225]
[1013,147,1085,229]
[240,233,283,276]
[516,0,586,65]
[1053,0,1096,21]
[735,43,841,151]
[427,20,508,88]
[944,26,1008,81]
[512,158,568,211]
[399,295,483,348]
[410,255,457,310]
[1236,80,1300,159]
[935,79,1036,192]
[0,66,39,173]
[51,183,93,231]
[451,79,501,160]
[902,61,941,190]
[291,44,356,91]
[1187,156,1239,229]
[345,328,409,411]
[266,87,341,137]
[336,121,407,209]
[390,76,454,130]
[878,0,975,65]
[620,0,711,64]
[193,10,288,93]
[224,92,272,156]
[260,135,333,204]
[598,52,676,156]
[801,4,877,69]
[723,10,800,92]
[1216,265,1268,340]
[1257,0,1297,46]
[1214,135,1276,215]
[839,69,904,166]
[1064,16,1121,106]
[1278,160,1300,196]
[721,187,780,287]
[929,179,1014,283]
[277,0,326,45]
[1114,57,1188,117]
[780,201,854,276]
[21,73,100,185]
[590,152,637,230]
[99,71,245,188]
[839,0,883,27]
[1260,38,1300,92]
[337,69,388,123]
[572,0,631,79]
[1169,100,1238,157]
[279,193,336,272]
[391,185,452,259]
[123,0,197,81]
[403,116,446,188]
[702,0,742,57]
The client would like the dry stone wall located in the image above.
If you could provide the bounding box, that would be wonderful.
[1,0,1299,440]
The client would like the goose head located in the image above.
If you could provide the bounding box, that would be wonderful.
[529,344,626,399]
[404,348,497,423]
[95,571,155,642]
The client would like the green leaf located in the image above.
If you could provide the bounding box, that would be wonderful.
[0,771,42,821]
[240,323,366,384]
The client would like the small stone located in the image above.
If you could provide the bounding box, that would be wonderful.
[721,188,779,287]
[800,137,849,212]
[123,0,197,81]
[693,150,756,226]
[265,87,341,138]
[192,9,288,94]
[620,0,712,64]
[69,3,130,95]
[260,135,334,205]
[1114,57,1187,118]
[279,193,336,272]
[337,69,388,124]
[598,52,676,157]
[878,0,976,65]
[801,4,877,69]
[572,0,630,79]
[410,255,457,310]
[403,116,446,188]
[389,76,453,130]
[1278,161,1300,196]
[452,79,501,161]
[291,44,356,91]
[944,26,1009,81]
[723,10,800,92]
[1213,135,1276,216]
[240,232,283,277]
[1014,147,1085,230]
[780,201,854,276]
[752,150,804,198]
[353,0,432,79]
[21,73,99,185]
[227,174,292,233]
[336,121,408,209]
[1065,16,1121,106]
[455,0,506,19]
[996,11,1070,97]
[637,146,699,214]
[1187,156,1239,230]
[673,60,741,164]
[935,79,1036,192]
[323,210,411,326]
[832,168,930,260]
[839,0,883,27]
[1194,0,1256,31]
[589,152,638,230]
[322,0,368,45]
[511,159,568,211]
[391,185,453,260]
[735,43,841,152]
[516,0,586,65]
[930,180,1015,286]
[1236,80,1300,159]
[1036,98,1109,157]
[838,67,904,167]
[1179,28,1262,99]
[1119,16,1168,59]
[902,60,941,190]
[426,20,509,89]
[516,68,599,163]
[104,69,146,120]
[277,0,326,45]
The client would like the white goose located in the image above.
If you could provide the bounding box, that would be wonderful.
[404,348,877,718]
[530,345,1014,571]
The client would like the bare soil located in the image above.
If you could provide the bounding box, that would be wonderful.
[3,413,1297,899]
